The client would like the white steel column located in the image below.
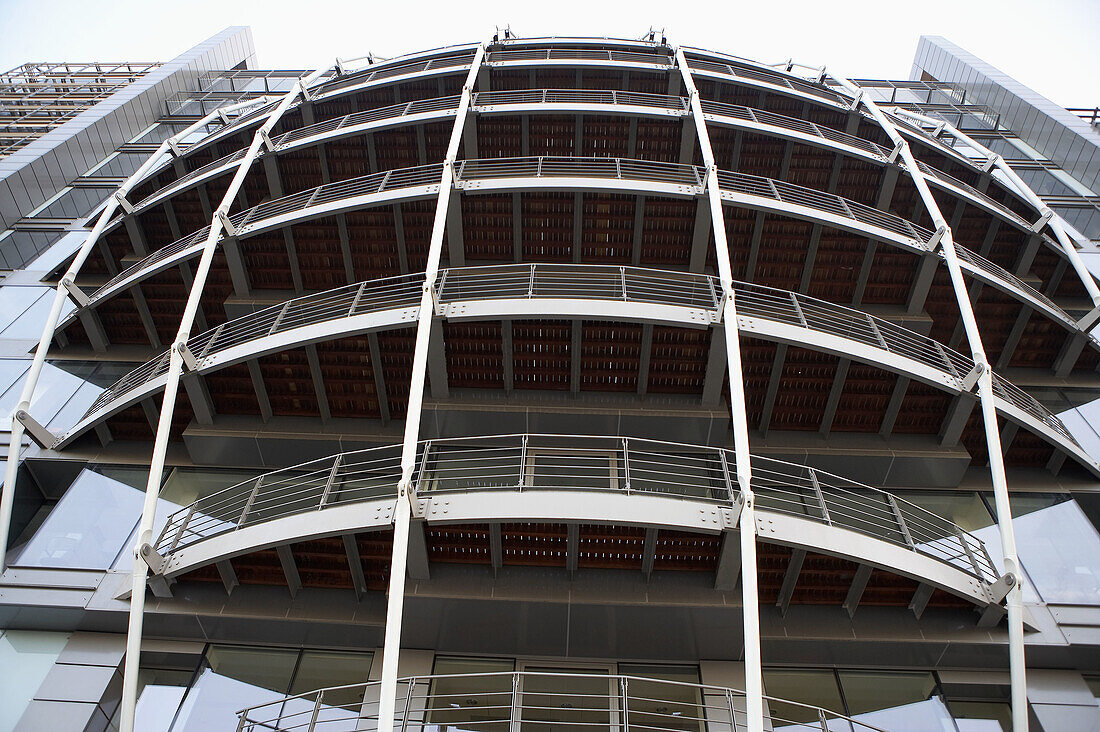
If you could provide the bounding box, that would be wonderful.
[117,69,329,732]
[376,42,486,732]
[830,73,1029,732]
[0,95,275,573]
[675,47,763,732]
[892,107,1100,323]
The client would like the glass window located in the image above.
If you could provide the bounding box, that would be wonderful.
[131,668,195,732]
[998,495,1100,604]
[11,466,148,569]
[522,667,610,732]
[618,664,701,732]
[281,650,374,729]
[950,700,1012,730]
[428,656,515,732]
[838,670,954,731]
[171,645,299,731]
[763,668,845,726]
[0,630,71,732]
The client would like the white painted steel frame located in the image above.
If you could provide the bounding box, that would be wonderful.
[46,267,1094,478]
[675,46,764,732]
[0,95,275,573]
[892,107,1100,321]
[116,66,331,732]
[375,41,485,732]
[829,71,1029,732]
[58,159,1090,355]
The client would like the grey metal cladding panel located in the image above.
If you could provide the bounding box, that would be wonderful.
[14,700,110,732]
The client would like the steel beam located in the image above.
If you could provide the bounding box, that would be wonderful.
[843,564,873,618]
[638,323,654,396]
[819,358,851,435]
[276,544,302,598]
[776,548,806,617]
[343,534,368,600]
[367,332,391,424]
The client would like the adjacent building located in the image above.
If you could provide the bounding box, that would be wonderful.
[1,27,1099,732]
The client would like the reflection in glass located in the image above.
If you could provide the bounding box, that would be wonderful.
[522,668,611,732]
[171,645,298,731]
[763,669,845,727]
[618,664,702,732]
[428,657,515,732]
[132,668,194,732]
[282,650,374,729]
[950,700,1011,730]
[839,670,954,731]
[1004,496,1100,604]
[12,467,147,569]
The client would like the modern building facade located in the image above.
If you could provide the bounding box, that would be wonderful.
[1,27,1099,732]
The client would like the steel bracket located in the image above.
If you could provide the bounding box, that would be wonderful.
[960,361,985,393]
[14,408,57,449]
[138,542,167,575]
[726,492,746,529]
[987,572,1017,604]
[217,210,237,237]
[113,192,134,215]
[887,139,904,164]
[167,138,183,157]
[927,226,947,252]
[176,342,199,371]
[1079,305,1100,332]
[61,277,91,307]
[982,153,1001,174]
[1030,209,1054,233]
[259,128,276,153]
[216,108,231,126]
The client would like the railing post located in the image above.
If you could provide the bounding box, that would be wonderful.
[808,469,831,525]
[718,449,734,502]
[318,454,343,508]
[619,677,630,732]
[621,437,631,493]
[955,526,987,580]
[789,292,808,328]
[399,679,415,732]
[519,435,528,490]
[349,281,368,315]
[867,315,889,352]
[197,323,225,359]
[620,266,628,301]
[413,441,432,490]
[528,264,536,298]
[268,301,291,335]
[725,689,737,732]
[509,672,522,732]
[166,505,196,554]
[237,475,264,528]
[308,690,324,732]
[818,708,829,732]
[887,494,916,548]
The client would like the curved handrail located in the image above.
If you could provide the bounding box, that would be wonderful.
[63,265,1082,470]
[152,433,998,590]
[127,89,1035,239]
[235,670,895,732]
[67,157,1080,342]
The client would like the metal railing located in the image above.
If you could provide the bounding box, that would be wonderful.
[235,671,892,732]
[153,433,998,586]
[486,48,674,66]
[455,156,704,188]
[71,264,1076,454]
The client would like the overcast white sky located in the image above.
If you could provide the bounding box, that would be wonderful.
[0,0,1097,108]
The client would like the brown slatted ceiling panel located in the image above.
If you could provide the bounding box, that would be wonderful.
[756,543,791,603]
[790,553,857,605]
[136,270,188,344]
[316,336,382,420]
[168,188,208,234]
[202,170,234,215]
[462,193,513,260]
[633,119,680,162]
[292,217,350,291]
[512,320,571,390]
[477,115,523,158]
[377,327,414,417]
[427,524,492,563]
[767,347,838,431]
[256,348,320,417]
[230,548,283,584]
[893,380,952,434]
[861,244,917,305]
[346,209,403,279]
[326,135,372,182]
[577,525,645,569]
[275,147,324,194]
[444,321,504,389]
[720,205,753,277]
[204,362,260,414]
[805,230,867,303]
[1005,430,1056,468]
[423,120,452,162]
[924,277,960,345]
[1072,344,1100,373]
[102,404,151,442]
[374,127,421,170]
[502,522,568,566]
[831,365,897,432]
[833,158,881,206]
[754,216,812,291]
[784,142,832,191]
[653,531,721,571]
[646,325,710,394]
[581,193,634,261]
[582,115,629,157]
[741,337,775,427]
[581,321,641,392]
[238,158,272,209]
[529,114,575,156]
[400,200,435,271]
[357,530,394,591]
[242,231,295,291]
[96,291,146,344]
[522,192,573,261]
[290,537,354,589]
[640,196,694,266]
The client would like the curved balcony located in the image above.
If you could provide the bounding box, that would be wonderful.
[63,157,1084,349]
[151,434,997,609]
[234,670,893,732]
[124,89,1036,241]
[54,265,1095,478]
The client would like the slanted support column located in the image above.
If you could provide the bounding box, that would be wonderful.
[676,46,763,732]
[376,42,486,732]
[115,71,330,732]
[833,74,1028,732]
[0,95,275,575]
